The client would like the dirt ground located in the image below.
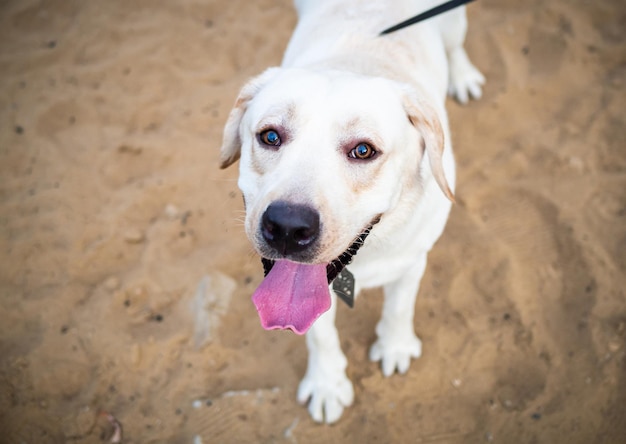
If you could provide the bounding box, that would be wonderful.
[0,0,624,443]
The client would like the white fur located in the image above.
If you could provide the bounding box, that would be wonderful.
[220,0,484,423]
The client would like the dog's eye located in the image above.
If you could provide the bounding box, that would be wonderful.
[259,129,281,147]
[348,142,377,160]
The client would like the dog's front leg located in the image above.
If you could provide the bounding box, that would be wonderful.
[370,252,427,377]
[297,291,354,424]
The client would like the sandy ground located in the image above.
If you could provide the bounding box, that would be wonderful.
[0,0,624,443]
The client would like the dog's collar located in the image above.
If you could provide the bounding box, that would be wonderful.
[261,215,381,308]
[380,0,475,35]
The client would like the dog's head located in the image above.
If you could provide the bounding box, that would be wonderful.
[220,67,453,333]
[221,67,452,262]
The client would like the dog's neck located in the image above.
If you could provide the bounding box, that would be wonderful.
[305,54,412,84]
[284,38,442,106]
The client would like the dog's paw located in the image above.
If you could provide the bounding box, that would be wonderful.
[447,48,485,105]
[297,371,354,423]
[369,333,422,377]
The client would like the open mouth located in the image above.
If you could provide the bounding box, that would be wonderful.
[252,216,381,335]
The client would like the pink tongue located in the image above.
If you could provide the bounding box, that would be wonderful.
[252,260,331,335]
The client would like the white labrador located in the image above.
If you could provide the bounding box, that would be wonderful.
[220,0,484,423]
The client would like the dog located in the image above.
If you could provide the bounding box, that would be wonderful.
[219,0,484,423]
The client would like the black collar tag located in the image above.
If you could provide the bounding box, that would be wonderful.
[332,268,356,308]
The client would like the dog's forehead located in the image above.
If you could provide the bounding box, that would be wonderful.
[248,69,405,127]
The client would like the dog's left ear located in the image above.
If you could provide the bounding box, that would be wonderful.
[220,67,281,169]
[402,92,455,202]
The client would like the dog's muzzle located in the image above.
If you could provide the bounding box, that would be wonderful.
[262,214,381,285]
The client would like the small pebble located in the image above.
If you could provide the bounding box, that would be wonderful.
[124,229,144,244]
[164,204,179,219]
[499,386,518,410]
[608,340,621,353]
[104,276,120,291]
[531,412,542,420]
[15,125,24,134]
[451,378,462,388]
[118,144,142,155]
[192,400,203,409]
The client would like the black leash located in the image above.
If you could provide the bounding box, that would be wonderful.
[380,0,476,35]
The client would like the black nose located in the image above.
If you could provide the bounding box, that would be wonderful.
[261,202,320,256]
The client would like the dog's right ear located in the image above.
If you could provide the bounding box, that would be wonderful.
[401,90,455,203]
[220,68,281,169]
